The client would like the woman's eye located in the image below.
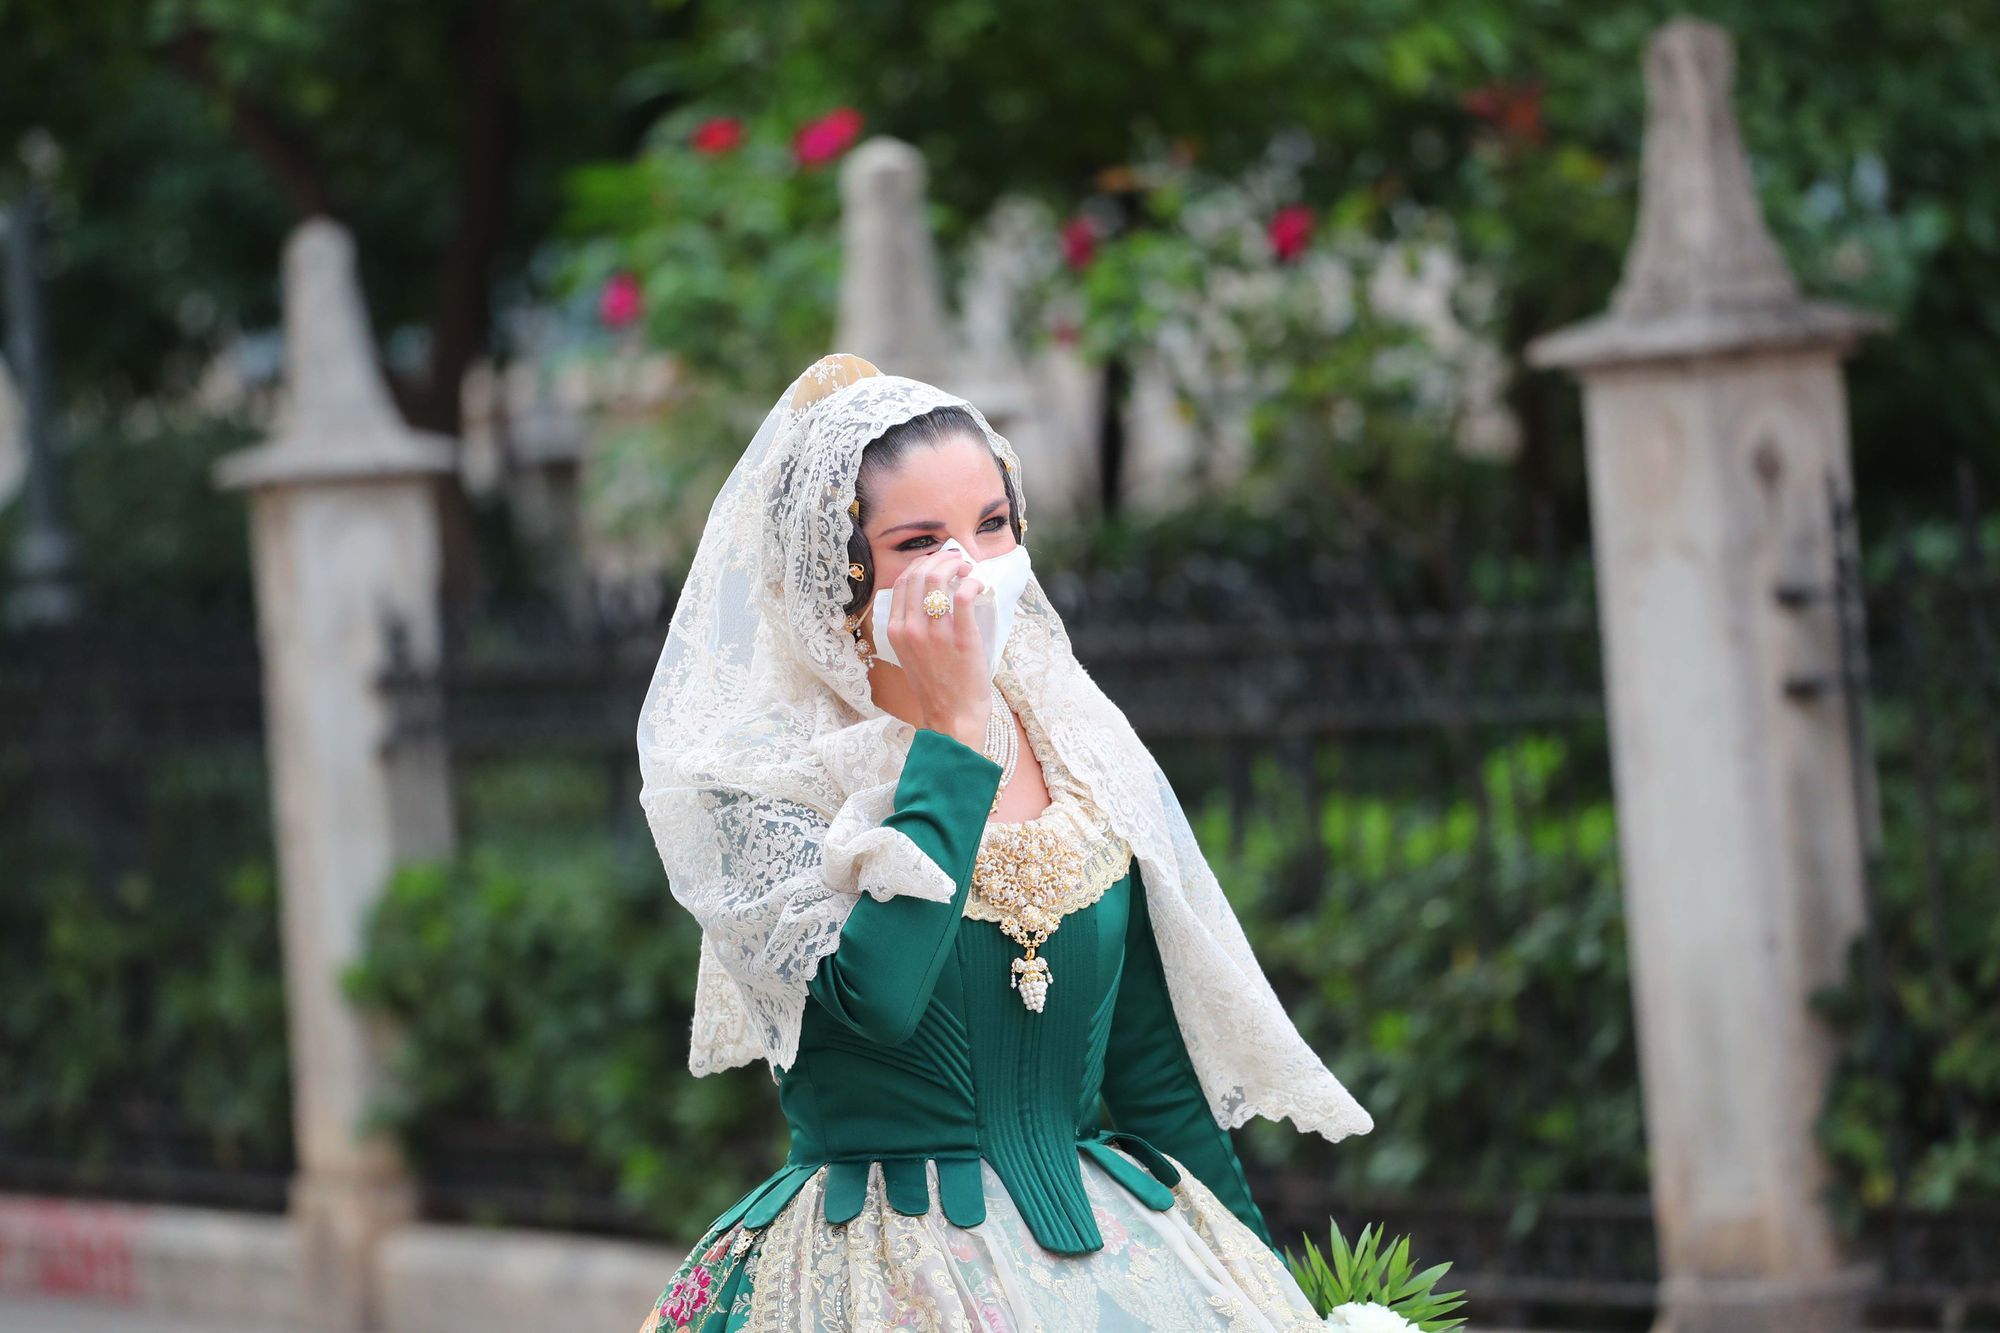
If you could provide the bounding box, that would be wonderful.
[898,517,1004,552]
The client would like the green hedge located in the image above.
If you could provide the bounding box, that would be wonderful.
[1202,735,1646,1203]
[342,835,784,1232]
[0,847,291,1178]
[343,732,1643,1243]
[8,724,1987,1240]
[1811,651,2000,1223]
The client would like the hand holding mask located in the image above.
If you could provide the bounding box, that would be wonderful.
[871,538,1033,680]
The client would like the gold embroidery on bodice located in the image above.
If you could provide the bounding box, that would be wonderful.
[967,683,1133,1011]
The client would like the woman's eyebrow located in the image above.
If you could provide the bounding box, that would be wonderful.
[876,497,1009,538]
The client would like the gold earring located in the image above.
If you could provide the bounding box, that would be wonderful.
[846,614,878,670]
[848,499,860,518]
[848,562,865,581]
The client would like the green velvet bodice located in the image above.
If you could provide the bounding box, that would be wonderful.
[700,727,1275,1259]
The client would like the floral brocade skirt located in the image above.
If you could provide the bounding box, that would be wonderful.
[636,1145,1323,1332]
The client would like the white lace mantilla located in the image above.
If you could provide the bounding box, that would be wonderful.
[638,356,1373,1143]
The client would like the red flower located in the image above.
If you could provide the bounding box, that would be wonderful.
[1267,205,1315,262]
[793,107,864,166]
[1461,79,1545,145]
[690,116,744,155]
[660,1265,713,1322]
[1060,216,1097,270]
[598,271,643,329]
[1051,319,1080,346]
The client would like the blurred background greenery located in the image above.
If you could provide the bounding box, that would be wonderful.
[3,3,1997,1328]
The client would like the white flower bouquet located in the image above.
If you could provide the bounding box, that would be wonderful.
[1284,1220,1467,1331]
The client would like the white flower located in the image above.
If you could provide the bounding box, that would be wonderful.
[1323,1301,1419,1331]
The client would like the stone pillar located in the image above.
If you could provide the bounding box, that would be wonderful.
[217,219,457,1330]
[836,136,959,388]
[834,135,1102,524]
[1528,20,1885,1333]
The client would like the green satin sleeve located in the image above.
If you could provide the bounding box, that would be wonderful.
[805,726,1002,1046]
[1099,865,1280,1253]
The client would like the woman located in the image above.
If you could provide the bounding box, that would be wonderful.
[636,353,1372,1331]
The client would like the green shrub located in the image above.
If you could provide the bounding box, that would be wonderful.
[344,731,1641,1242]
[0,848,291,1175]
[1202,734,1647,1204]
[343,834,783,1236]
[1803,513,2000,1227]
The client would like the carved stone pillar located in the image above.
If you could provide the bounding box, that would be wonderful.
[1528,19,1886,1333]
[836,136,958,388]
[218,218,457,1329]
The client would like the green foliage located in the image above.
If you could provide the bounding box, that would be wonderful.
[15,680,1990,1237]
[1202,735,1647,1202]
[593,0,2000,523]
[1285,1219,1468,1330]
[10,0,2000,515]
[338,730,1640,1241]
[0,845,291,1174]
[552,102,855,566]
[0,640,285,1177]
[1810,520,2000,1226]
[35,410,257,614]
[625,0,1511,224]
[558,104,850,389]
[1004,144,1503,533]
[342,832,784,1236]
[2,0,670,406]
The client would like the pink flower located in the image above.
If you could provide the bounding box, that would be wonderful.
[1060,215,1096,270]
[691,116,744,155]
[1268,205,1315,262]
[793,107,864,166]
[598,271,643,329]
[660,1265,713,1322]
[1461,79,1546,145]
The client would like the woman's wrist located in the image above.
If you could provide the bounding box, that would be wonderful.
[924,702,992,754]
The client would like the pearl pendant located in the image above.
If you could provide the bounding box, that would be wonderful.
[1011,953,1051,1012]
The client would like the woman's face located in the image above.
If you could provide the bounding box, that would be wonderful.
[862,432,1018,596]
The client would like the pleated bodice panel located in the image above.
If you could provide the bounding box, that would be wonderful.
[770,865,1159,1255]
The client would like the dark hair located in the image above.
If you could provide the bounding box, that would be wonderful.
[843,405,1024,618]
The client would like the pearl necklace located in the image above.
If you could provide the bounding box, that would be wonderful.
[981,681,1017,814]
[971,685,1131,1013]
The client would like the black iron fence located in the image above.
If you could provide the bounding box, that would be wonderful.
[375,535,1656,1328]
[4,475,1996,1328]
[1824,468,2000,1330]
[367,488,1999,1329]
[0,613,292,1213]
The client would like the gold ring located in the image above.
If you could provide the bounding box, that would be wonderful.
[923,588,952,618]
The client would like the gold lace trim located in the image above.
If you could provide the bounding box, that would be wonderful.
[964,797,1133,928]
[964,679,1133,1009]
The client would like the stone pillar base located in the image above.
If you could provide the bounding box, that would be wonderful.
[289,1171,420,1330]
[1655,1261,1878,1333]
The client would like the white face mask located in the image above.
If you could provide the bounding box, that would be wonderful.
[869,537,1034,679]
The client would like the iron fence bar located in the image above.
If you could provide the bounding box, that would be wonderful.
[1952,462,2000,865]
[1825,472,1913,1285]
[1891,522,1970,1143]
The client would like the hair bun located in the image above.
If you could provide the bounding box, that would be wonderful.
[789,353,882,412]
